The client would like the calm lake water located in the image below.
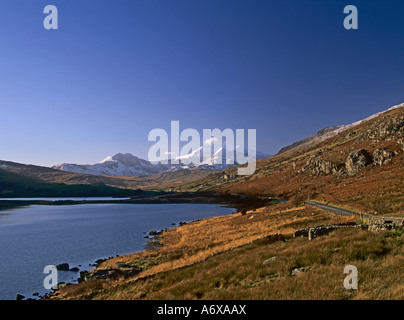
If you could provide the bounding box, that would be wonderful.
[0,203,234,300]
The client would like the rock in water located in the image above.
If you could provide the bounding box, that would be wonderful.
[56,263,70,271]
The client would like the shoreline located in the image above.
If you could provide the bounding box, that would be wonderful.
[1,193,268,300]
[36,193,272,300]
[0,192,272,300]
[39,201,239,300]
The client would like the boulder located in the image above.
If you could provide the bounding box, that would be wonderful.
[78,271,90,282]
[148,230,161,236]
[304,156,339,176]
[372,149,393,166]
[95,258,107,265]
[291,267,308,276]
[263,256,277,265]
[345,149,371,176]
[56,263,69,271]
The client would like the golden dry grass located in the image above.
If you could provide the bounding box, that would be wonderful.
[52,204,368,300]
[87,228,404,300]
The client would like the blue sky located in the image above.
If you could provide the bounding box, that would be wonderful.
[1,0,404,167]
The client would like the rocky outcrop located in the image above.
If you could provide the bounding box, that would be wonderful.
[372,148,394,166]
[301,149,345,176]
[397,138,404,150]
[304,157,338,175]
[362,114,404,141]
[345,149,371,176]
[301,146,398,177]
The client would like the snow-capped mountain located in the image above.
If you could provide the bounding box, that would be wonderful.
[170,138,271,169]
[53,147,272,177]
[191,145,270,170]
[53,153,170,177]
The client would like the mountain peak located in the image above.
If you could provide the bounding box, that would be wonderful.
[99,153,140,164]
[53,145,271,177]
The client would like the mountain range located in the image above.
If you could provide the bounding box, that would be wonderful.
[1,102,403,201]
[53,148,272,177]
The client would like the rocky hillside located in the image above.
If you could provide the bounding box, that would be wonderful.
[181,103,404,215]
[277,125,345,155]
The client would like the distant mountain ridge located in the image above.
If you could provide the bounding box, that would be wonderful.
[53,149,272,177]
[54,153,168,176]
[0,163,138,198]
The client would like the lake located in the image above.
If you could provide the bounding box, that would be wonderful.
[0,203,234,300]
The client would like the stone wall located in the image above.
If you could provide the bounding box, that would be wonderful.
[293,222,364,240]
[305,201,404,226]
[295,202,404,240]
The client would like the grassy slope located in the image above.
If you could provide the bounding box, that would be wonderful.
[51,204,404,300]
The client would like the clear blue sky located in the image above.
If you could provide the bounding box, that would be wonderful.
[1,0,404,167]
